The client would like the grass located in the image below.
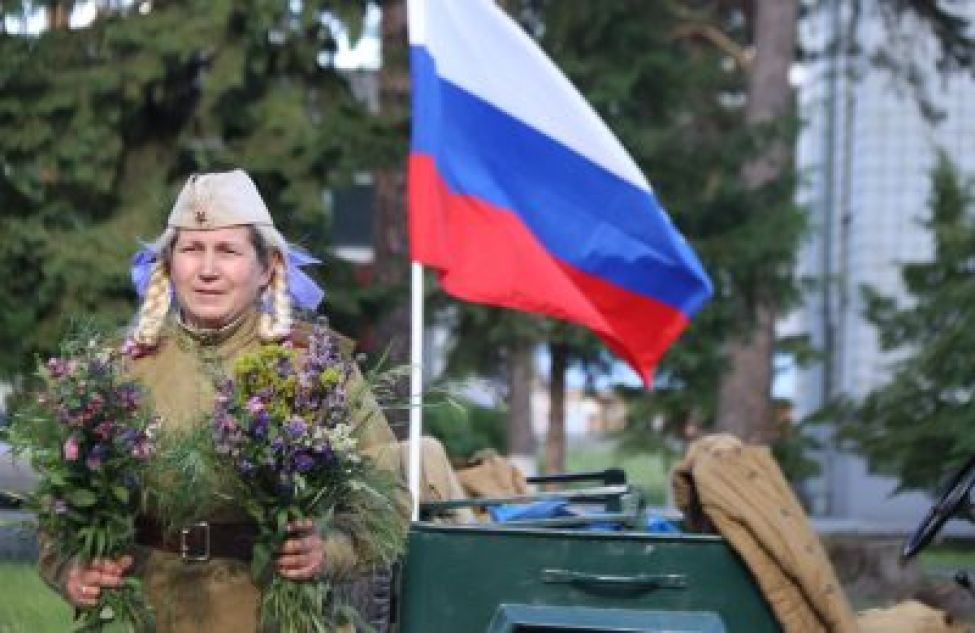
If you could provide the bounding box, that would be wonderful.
[920,540,975,575]
[0,561,73,631]
[563,440,671,506]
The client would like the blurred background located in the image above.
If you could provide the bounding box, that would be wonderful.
[3,0,975,625]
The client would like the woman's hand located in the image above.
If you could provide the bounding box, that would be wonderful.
[64,555,133,608]
[277,519,325,580]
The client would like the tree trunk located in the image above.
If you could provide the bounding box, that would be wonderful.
[544,342,568,474]
[48,3,72,30]
[373,0,411,437]
[507,338,537,470]
[374,0,409,327]
[715,0,797,443]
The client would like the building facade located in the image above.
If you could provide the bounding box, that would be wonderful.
[792,1,975,528]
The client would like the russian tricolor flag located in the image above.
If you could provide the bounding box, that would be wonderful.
[407,0,713,386]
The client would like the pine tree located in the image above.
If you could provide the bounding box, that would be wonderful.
[0,0,392,380]
[840,156,975,492]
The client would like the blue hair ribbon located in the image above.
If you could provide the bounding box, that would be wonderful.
[130,243,326,311]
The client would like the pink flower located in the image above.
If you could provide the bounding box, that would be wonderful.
[121,338,150,359]
[93,421,114,440]
[63,436,80,461]
[245,396,265,414]
[219,413,239,432]
[120,338,136,357]
[131,440,151,460]
[87,393,105,413]
[46,358,67,378]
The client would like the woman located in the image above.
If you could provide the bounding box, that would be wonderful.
[38,169,410,631]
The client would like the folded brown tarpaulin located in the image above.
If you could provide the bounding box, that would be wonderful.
[857,599,964,633]
[456,449,530,498]
[399,437,476,524]
[673,434,859,632]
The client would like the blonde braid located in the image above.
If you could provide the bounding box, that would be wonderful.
[258,257,293,341]
[132,261,172,347]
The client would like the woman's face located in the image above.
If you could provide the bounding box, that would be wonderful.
[170,226,271,330]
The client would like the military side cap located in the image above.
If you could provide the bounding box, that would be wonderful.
[168,169,275,230]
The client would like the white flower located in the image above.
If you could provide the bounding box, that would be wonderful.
[325,423,359,457]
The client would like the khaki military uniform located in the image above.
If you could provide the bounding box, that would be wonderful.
[672,434,857,633]
[39,310,410,632]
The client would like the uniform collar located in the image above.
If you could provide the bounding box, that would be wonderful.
[175,308,260,353]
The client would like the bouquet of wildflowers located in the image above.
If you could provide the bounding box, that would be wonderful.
[4,334,157,631]
[212,323,404,632]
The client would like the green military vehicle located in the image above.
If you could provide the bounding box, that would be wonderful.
[392,467,778,632]
[388,455,975,633]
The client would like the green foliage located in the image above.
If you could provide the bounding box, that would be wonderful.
[838,155,975,492]
[528,1,806,439]
[770,417,821,489]
[422,399,507,463]
[564,443,669,506]
[434,299,546,382]
[612,384,691,461]
[143,421,235,533]
[0,0,390,380]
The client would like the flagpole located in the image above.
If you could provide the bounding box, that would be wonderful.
[408,261,424,521]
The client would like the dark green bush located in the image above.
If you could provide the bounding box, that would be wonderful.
[422,399,507,463]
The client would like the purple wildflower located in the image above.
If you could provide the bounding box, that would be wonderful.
[87,359,109,377]
[251,411,269,439]
[285,416,307,439]
[87,444,107,471]
[275,356,293,378]
[115,384,141,411]
[118,428,138,447]
[293,452,315,473]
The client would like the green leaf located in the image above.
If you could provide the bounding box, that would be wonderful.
[111,485,129,504]
[275,508,289,534]
[251,542,273,586]
[67,489,98,508]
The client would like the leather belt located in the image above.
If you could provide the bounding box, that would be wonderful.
[135,516,258,562]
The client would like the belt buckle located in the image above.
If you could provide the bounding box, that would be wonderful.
[180,521,210,562]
